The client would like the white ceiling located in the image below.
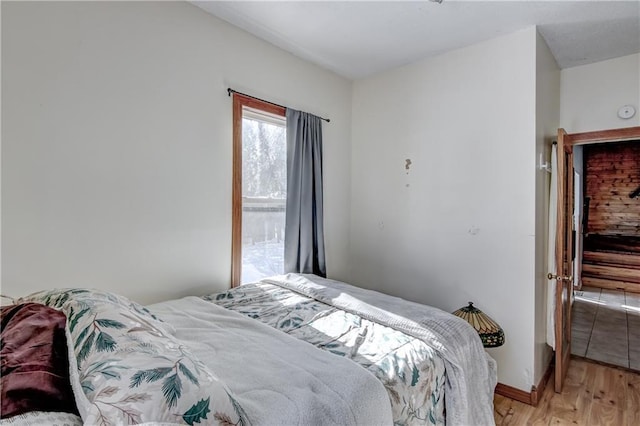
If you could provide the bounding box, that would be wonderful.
[193,0,640,80]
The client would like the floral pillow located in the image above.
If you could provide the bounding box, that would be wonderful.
[20,289,249,426]
[17,288,175,336]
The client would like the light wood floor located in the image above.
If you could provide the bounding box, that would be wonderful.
[494,357,640,425]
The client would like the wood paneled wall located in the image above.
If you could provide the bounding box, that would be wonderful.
[584,140,640,236]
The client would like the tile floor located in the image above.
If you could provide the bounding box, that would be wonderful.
[571,286,640,370]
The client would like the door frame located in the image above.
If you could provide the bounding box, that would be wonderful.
[554,126,640,392]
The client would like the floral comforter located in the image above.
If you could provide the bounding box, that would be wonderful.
[204,281,446,426]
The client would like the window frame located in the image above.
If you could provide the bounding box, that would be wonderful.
[231,93,286,287]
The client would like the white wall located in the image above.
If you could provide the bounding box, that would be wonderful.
[1,1,352,304]
[534,31,560,386]
[350,27,538,391]
[560,53,640,133]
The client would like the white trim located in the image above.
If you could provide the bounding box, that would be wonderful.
[243,106,286,127]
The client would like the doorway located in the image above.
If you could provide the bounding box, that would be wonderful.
[571,140,640,370]
[564,130,640,371]
[553,126,640,391]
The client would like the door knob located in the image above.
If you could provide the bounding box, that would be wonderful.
[547,273,573,281]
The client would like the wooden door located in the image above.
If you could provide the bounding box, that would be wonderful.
[554,128,574,393]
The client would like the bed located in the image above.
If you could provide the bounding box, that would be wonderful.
[1,274,497,426]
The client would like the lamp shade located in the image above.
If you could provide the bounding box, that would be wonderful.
[452,302,505,348]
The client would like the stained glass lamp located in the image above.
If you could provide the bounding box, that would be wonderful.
[452,302,505,348]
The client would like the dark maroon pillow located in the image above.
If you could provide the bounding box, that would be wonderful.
[1,303,79,418]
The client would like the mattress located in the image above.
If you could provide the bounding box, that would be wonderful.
[204,281,447,425]
[148,296,393,425]
[3,275,496,426]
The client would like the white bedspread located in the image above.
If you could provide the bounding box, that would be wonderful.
[262,274,498,426]
[148,296,393,426]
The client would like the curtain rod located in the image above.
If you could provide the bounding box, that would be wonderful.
[227,88,330,123]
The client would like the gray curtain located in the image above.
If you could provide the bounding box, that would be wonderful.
[284,108,326,277]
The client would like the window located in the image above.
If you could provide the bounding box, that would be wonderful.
[232,94,286,286]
